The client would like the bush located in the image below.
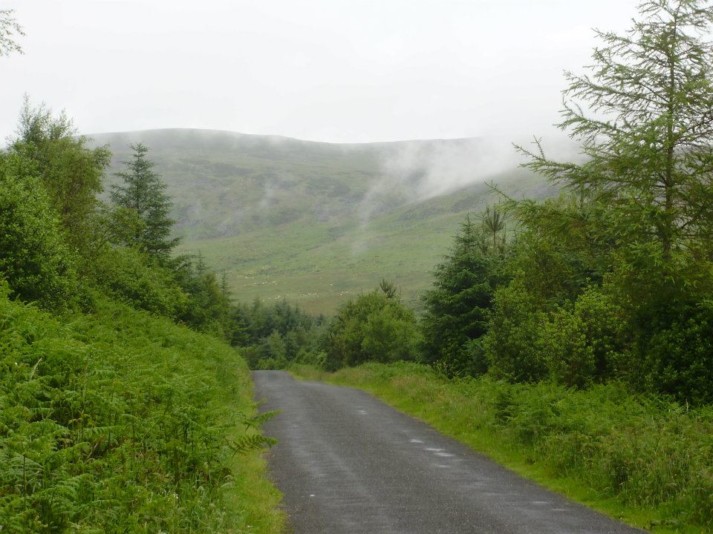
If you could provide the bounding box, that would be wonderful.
[90,246,188,318]
[325,290,421,371]
[483,280,548,382]
[640,300,713,405]
[0,153,79,311]
[539,306,595,388]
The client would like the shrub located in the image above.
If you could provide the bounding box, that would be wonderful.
[90,246,188,318]
[539,306,595,388]
[483,280,548,382]
[0,153,79,311]
[640,300,713,405]
[325,290,421,371]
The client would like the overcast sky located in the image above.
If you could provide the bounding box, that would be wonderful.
[2,0,640,145]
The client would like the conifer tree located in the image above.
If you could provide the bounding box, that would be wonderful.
[421,215,496,376]
[111,143,179,263]
[506,0,713,400]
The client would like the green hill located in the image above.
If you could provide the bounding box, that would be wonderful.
[91,129,557,314]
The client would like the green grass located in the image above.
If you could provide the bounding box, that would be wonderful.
[292,362,713,533]
[178,171,554,315]
[0,285,284,532]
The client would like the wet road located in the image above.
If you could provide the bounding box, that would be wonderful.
[253,370,645,534]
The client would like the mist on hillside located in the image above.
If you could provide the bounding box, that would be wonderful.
[357,132,577,226]
[89,128,573,248]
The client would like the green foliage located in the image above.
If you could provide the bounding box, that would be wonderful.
[478,0,713,402]
[325,288,421,371]
[421,215,498,377]
[111,143,179,262]
[0,288,281,532]
[538,305,596,388]
[89,246,188,318]
[494,286,625,389]
[0,104,284,531]
[481,205,507,256]
[172,255,233,337]
[233,299,326,369]
[482,280,548,383]
[637,299,713,406]
[11,100,111,257]
[0,153,79,310]
[521,0,713,259]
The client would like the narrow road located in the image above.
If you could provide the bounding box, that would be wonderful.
[253,371,644,534]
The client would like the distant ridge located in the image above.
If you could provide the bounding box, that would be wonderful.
[90,128,557,313]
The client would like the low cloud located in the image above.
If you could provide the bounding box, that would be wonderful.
[357,136,518,227]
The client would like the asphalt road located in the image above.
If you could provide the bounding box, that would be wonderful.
[253,371,645,534]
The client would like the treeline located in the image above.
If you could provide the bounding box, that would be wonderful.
[420,0,713,406]
[250,0,713,407]
[0,102,283,531]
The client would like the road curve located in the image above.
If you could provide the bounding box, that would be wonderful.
[253,370,645,534]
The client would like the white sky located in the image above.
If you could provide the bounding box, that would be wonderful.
[2,0,640,144]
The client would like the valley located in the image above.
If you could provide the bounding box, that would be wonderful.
[92,129,556,313]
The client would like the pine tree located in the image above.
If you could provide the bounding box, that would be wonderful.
[481,205,506,256]
[421,215,496,376]
[111,143,179,263]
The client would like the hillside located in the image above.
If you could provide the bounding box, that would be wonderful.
[91,129,557,313]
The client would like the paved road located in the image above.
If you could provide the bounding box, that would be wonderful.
[253,371,645,534]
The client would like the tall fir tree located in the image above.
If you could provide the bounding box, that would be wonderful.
[111,143,179,263]
[421,215,498,376]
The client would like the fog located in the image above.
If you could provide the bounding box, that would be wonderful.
[2,1,638,145]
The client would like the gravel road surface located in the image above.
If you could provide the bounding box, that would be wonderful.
[253,370,645,534]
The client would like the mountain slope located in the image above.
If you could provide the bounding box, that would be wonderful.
[91,129,557,314]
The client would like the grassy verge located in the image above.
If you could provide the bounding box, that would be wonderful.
[291,362,712,533]
[0,285,284,533]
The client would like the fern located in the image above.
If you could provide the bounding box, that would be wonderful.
[227,434,277,454]
[238,409,280,430]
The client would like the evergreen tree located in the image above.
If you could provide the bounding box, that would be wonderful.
[481,205,506,256]
[421,215,497,376]
[111,143,179,262]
